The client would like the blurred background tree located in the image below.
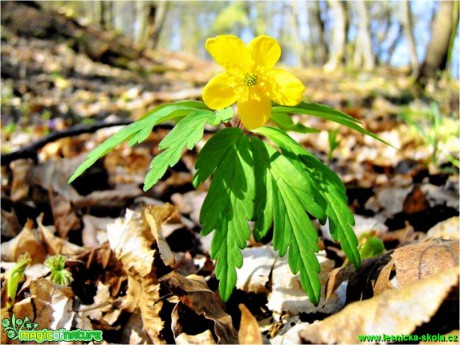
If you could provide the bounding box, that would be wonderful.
[12,0,460,84]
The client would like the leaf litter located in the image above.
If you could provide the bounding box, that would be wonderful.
[1,3,459,343]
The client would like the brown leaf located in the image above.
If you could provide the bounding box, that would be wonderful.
[268,252,337,314]
[238,304,263,345]
[403,185,430,214]
[391,239,459,288]
[327,240,459,304]
[37,214,85,256]
[300,266,459,344]
[143,204,176,267]
[10,159,34,202]
[48,190,81,238]
[426,217,459,240]
[107,209,155,278]
[236,247,277,294]
[107,209,165,343]
[1,219,47,263]
[160,271,238,344]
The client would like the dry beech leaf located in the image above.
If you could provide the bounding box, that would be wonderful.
[236,247,277,294]
[1,277,75,342]
[403,185,430,214]
[107,209,164,344]
[107,209,155,277]
[174,329,216,345]
[121,311,152,345]
[10,159,34,202]
[238,304,263,345]
[160,271,238,344]
[299,266,459,344]
[391,239,459,288]
[268,252,337,315]
[143,203,176,267]
[48,190,81,238]
[171,304,217,345]
[37,215,85,256]
[1,219,47,263]
[426,217,459,241]
[326,240,458,304]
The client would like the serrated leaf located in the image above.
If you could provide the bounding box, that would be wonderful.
[144,110,214,190]
[270,111,320,134]
[68,101,212,184]
[68,119,150,183]
[255,127,361,268]
[211,107,234,125]
[254,127,327,220]
[195,128,255,301]
[273,102,396,148]
[251,137,321,304]
[193,127,244,187]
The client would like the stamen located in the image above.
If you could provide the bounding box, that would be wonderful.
[244,73,257,87]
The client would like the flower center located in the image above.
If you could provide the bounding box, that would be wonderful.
[244,73,257,87]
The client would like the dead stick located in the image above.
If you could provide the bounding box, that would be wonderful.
[1,120,218,165]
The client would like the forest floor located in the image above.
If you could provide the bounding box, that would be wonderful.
[1,3,459,344]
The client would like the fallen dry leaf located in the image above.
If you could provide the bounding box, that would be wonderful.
[143,204,177,267]
[392,239,459,288]
[48,190,81,238]
[267,252,337,315]
[426,217,459,240]
[107,209,165,343]
[326,239,459,304]
[37,214,85,256]
[238,304,263,345]
[403,185,430,214]
[10,159,34,202]
[299,266,459,344]
[1,277,75,343]
[1,219,47,264]
[236,246,277,294]
[160,271,238,344]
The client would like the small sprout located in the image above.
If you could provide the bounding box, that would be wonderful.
[358,233,385,260]
[45,255,73,286]
[6,253,31,309]
[327,128,342,163]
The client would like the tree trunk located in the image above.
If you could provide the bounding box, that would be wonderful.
[99,1,106,29]
[385,23,403,65]
[416,1,459,86]
[353,0,375,71]
[402,1,418,73]
[309,0,328,65]
[324,0,348,71]
[140,1,168,51]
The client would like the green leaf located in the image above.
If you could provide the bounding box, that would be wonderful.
[270,111,320,134]
[255,127,361,268]
[193,127,243,187]
[273,102,396,148]
[211,107,234,125]
[68,119,150,183]
[254,127,327,221]
[358,233,385,260]
[251,137,321,304]
[194,128,255,301]
[144,110,214,190]
[68,101,212,184]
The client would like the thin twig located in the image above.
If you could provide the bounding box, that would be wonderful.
[1,120,219,165]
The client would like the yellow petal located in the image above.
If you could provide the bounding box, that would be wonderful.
[206,35,252,75]
[237,90,271,130]
[202,72,238,109]
[266,69,306,106]
[249,35,281,69]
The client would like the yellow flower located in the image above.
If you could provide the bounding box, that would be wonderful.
[202,35,306,130]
